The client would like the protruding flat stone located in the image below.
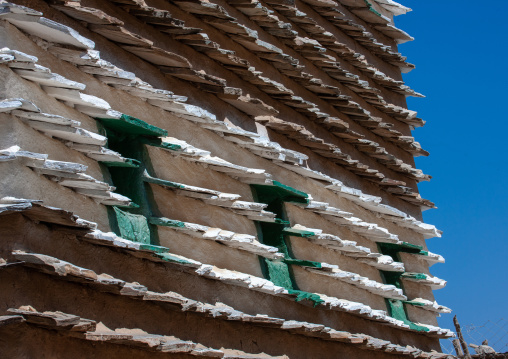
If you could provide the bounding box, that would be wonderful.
[42,87,111,110]
[121,45,191,68]
[0,99,23,113]
[0,4,94,49]
[12,110,80,126]
[24,120,107,146]
[88,24,153,47]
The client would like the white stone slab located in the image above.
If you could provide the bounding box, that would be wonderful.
[30,158,87,174]
[2,98,40,112]
[13,66,86,90]
[42,87,111,110]
[0,99,22,113]
[49,46,101,65]
[0,4,94,49]
[59,177,113,191]
[79,65,135,81]
[12,110,80,126]
[26,120,107,146]
[0,54,14,63]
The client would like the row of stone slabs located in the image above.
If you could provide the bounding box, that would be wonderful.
[0,6,450,324]
[0,83,448,286]
[2,308,285,358]
[0,14,436,212]
[0,109,440,280]
[57,0,427,143]
[0,3,420,188]
[326,0,414,44]
[0,199,453,328]
[0,55,446,301]
[0,88,443,276]
[0,44,441,239]
[0,99,283,223]
[0,102,445,282]
[0,197,454,338]
[42,5,424,162]
[44,0,435,207]
[0,47,309,166]
[57,0,415,99]
[0,141,441,303]
[0,109,447,304]
[0,255,449,357]
[0,0,436,208]
[0,2,420,133]
[0,2,452,330]
[0,97,139,165]
[220,0,416,90]
[0,201,454,339]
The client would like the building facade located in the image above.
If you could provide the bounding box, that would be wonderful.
[0,0,453,357]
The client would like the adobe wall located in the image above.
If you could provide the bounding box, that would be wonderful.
[0,16,437,321]
[0,0,450,355]
[0,214,442,351]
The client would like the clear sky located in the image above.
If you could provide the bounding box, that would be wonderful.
[395,0,508,350]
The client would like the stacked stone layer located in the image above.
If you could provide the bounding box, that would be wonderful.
[0,0,452,357]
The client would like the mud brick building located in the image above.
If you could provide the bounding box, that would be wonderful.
[0,0,453,357]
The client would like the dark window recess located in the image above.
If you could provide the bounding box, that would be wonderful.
[97,115,168,245]
[379,246,429,332]
[251,184,323,306]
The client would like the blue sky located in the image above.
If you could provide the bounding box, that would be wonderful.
[395,0,508,348]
